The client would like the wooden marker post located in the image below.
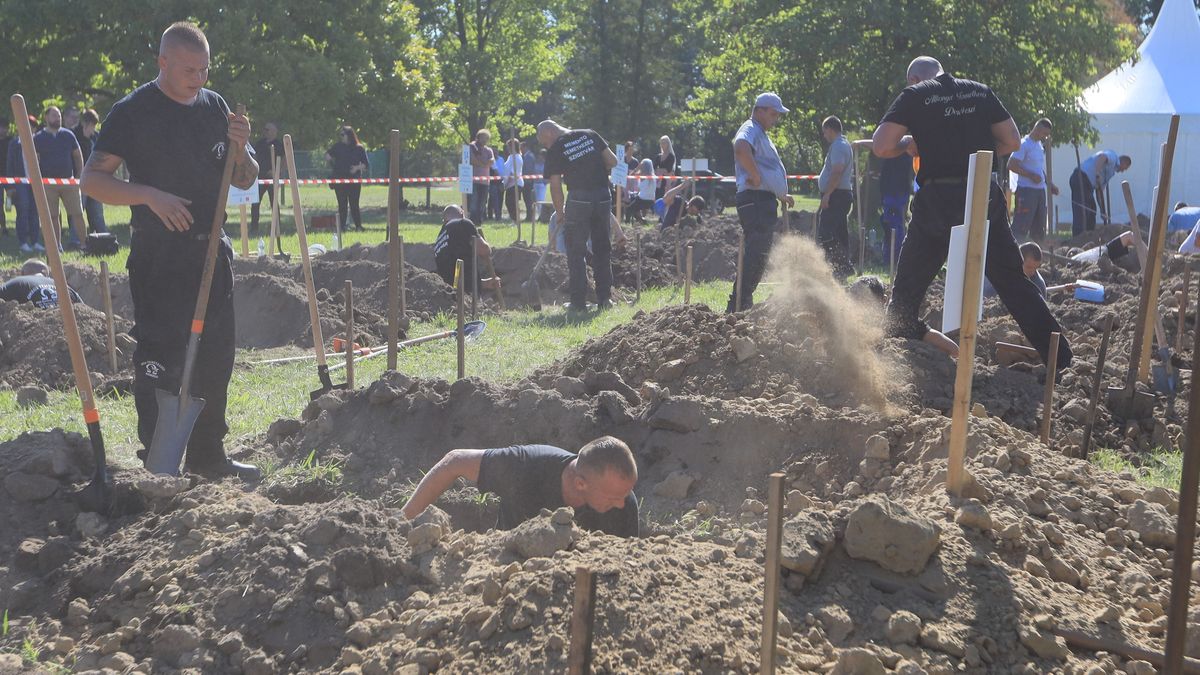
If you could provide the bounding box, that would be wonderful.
[1040,332,1061,445]
[344,280,354,388]
[634,230,642,304]
[684,244,694,304]
[1134,119,1182,382]
[1080,315,1115,460]
[387,130,401,370]
[675,232,683,284]
[1123,180,1170,378]
[456,259,465,380]
[947,151,993,496]
[568,567,597,675]
[269,154,281,259]
[760,472,786,675]
[239,204,250,257]
[735,232,745,313]
[1165,315,1200,674]
[100,261,118,372]
[1178,264,1191,355]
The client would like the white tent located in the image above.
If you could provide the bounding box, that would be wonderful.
[1049,0,1200,226]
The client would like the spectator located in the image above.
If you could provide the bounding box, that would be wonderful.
[1070,149,1131,235]
[655,135,677,198]
[488,150,504,221]
[468,129,494,224]
[72,109,108,234]
[7,132,44,252]
[503,138,523,225]
[628,158,656,222]
[0,120,10,236]
[34,106,86,248]
[325,125,368,231]
[879,154,913,268]
[1007,118,1057,241]
[816,115,855,279]
[520,140,536,224]
[251,122,283,235]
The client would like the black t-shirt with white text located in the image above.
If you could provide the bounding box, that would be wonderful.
[434,218,481,286]
[878,73,1011,186]
[543,129,610,192]
[476,444,639,537]
[94,82,253,236]
[0,276,81,308]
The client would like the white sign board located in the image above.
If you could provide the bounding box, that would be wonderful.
[610,162,628,188]
[458,164,474,194]
[680,158,709,173]
[461,144,471,166]
[942,221,990,334]
[615,144,625,164]
[227,184,260,206]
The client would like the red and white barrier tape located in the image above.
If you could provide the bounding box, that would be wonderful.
[0,173,818,186]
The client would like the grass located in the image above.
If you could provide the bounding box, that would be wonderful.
[1091,447,1183,490]
[262,449,344,489]
[0,280,737,469]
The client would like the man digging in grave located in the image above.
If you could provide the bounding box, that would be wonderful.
[80,21,261,480]
[869,56,1072,368]
[401,436,639,537]
[433,204,501,291]
[0,259,82,308]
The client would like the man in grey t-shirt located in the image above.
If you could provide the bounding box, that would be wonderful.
[729,92,794,313]
[817,115,855,278]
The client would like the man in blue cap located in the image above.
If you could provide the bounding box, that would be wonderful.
[729,92,794,312]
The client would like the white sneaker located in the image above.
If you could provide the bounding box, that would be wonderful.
[19,243,32,252]
[33,243,46,251]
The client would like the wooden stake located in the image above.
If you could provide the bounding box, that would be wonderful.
[947,151,993,496]
[684,244,694,304]
[1080,315,1115,460]
[675,231,683,283]
[283,135,331,372]
[1123,180,1170,380]
[735,232,745,313]
[1040,332,1060,445]
[1165,312,1200,674]
[1133,118,1182,383]
[344,280,354,389]
[100,261,117,372]
[387,130,401,371]
[269,154,281,259]
[456,259,465,380]
[239,204,249,257]
[568,567,597,675]
[471,237,479,320]
[1178,264,1191,355]
[1053,627,1200,675]
[634,230,642,304]
[760,472,785,675]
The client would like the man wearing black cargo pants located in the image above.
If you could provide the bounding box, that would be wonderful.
[871,56,1072,368]
[538,119,619,313]
[729,93,795,313]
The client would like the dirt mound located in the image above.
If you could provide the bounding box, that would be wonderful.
[62,263,135,321]
[0,299,134,389]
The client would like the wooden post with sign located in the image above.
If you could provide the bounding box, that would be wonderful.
[947,151,993,496]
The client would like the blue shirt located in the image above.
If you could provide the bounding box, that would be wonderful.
[818,135,854,192]
[733,118,787,198]
[33,127,80,179]
[1169,206,1200,233]
[1080,150,1118,188]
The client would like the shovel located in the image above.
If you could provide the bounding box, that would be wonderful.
[12,95,111,509]
[283,134,347,400]
[1122,181,1178,404]
[522,214,560,309]
[327,320,487,372]
[145,104,245,475]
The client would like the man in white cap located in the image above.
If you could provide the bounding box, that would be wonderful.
[728,92,794,312]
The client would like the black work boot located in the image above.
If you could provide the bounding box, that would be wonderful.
[184,447,262,481]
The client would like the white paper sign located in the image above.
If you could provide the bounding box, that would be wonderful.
[227,184,260,206]
[942,221,990,334]
[616,144,625,164]
[458,164,474,194]
[680,158,709,173]
[610,162,628,188]
[461,144,471,166]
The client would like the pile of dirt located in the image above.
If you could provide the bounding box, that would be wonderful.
[62,263,135,321]
[0,299,134,389]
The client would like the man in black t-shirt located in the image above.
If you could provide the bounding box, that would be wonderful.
[402,436,639,537]
[870,56,1071,368]
[81,22,260,479]
[250,122,283,235]
[537,120,619,312]
[433,205,501,290]
[0,259,82,308]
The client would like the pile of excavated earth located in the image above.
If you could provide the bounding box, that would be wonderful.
[4,228,1200,674]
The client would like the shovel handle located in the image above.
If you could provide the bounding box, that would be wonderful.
[284,134,329,369]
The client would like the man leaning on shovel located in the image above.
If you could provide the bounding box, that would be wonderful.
[82,21,260,479]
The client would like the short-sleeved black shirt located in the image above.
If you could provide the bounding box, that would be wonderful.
[476,444,639,537]
[433,217,481,286]
[878,72,1011,186]
[543,129,610,192]
[328,142,368,179]
[0,276,81,308]
[93,82,253,236]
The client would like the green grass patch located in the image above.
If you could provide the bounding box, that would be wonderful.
[1091,447,1183,490]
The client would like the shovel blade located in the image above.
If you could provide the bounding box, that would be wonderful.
[1105,386,1155,420]
[146,388,206,475]
[73,479,111,514]
[522,278,542,311]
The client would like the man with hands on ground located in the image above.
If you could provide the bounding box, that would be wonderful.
[433,204,501,291]
[402,436,640,537]
[81,21,260,480]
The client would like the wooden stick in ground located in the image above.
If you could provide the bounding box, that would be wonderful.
[685,244,694,303]
[760,472,785,675]
[100,261,118,372]
[1044,138,1055,237]
[1165,311,1200,674]
[344,280,354,389]
[456,259,465,380]
[1040,332,1061,445]
[1080,315,1115,459]
[947,150,993,496]
[735,232,745,313]
[568,567,597,675]
[1133,118,1182,384]
[238,204,249,257]
[634,230,642,304]
[387,130,400,370]
[1053,627,1200,675]
[1122,180,1170,380]
[269,154,281,259]
[283,135,332,374]
[1178,263,1191,355]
